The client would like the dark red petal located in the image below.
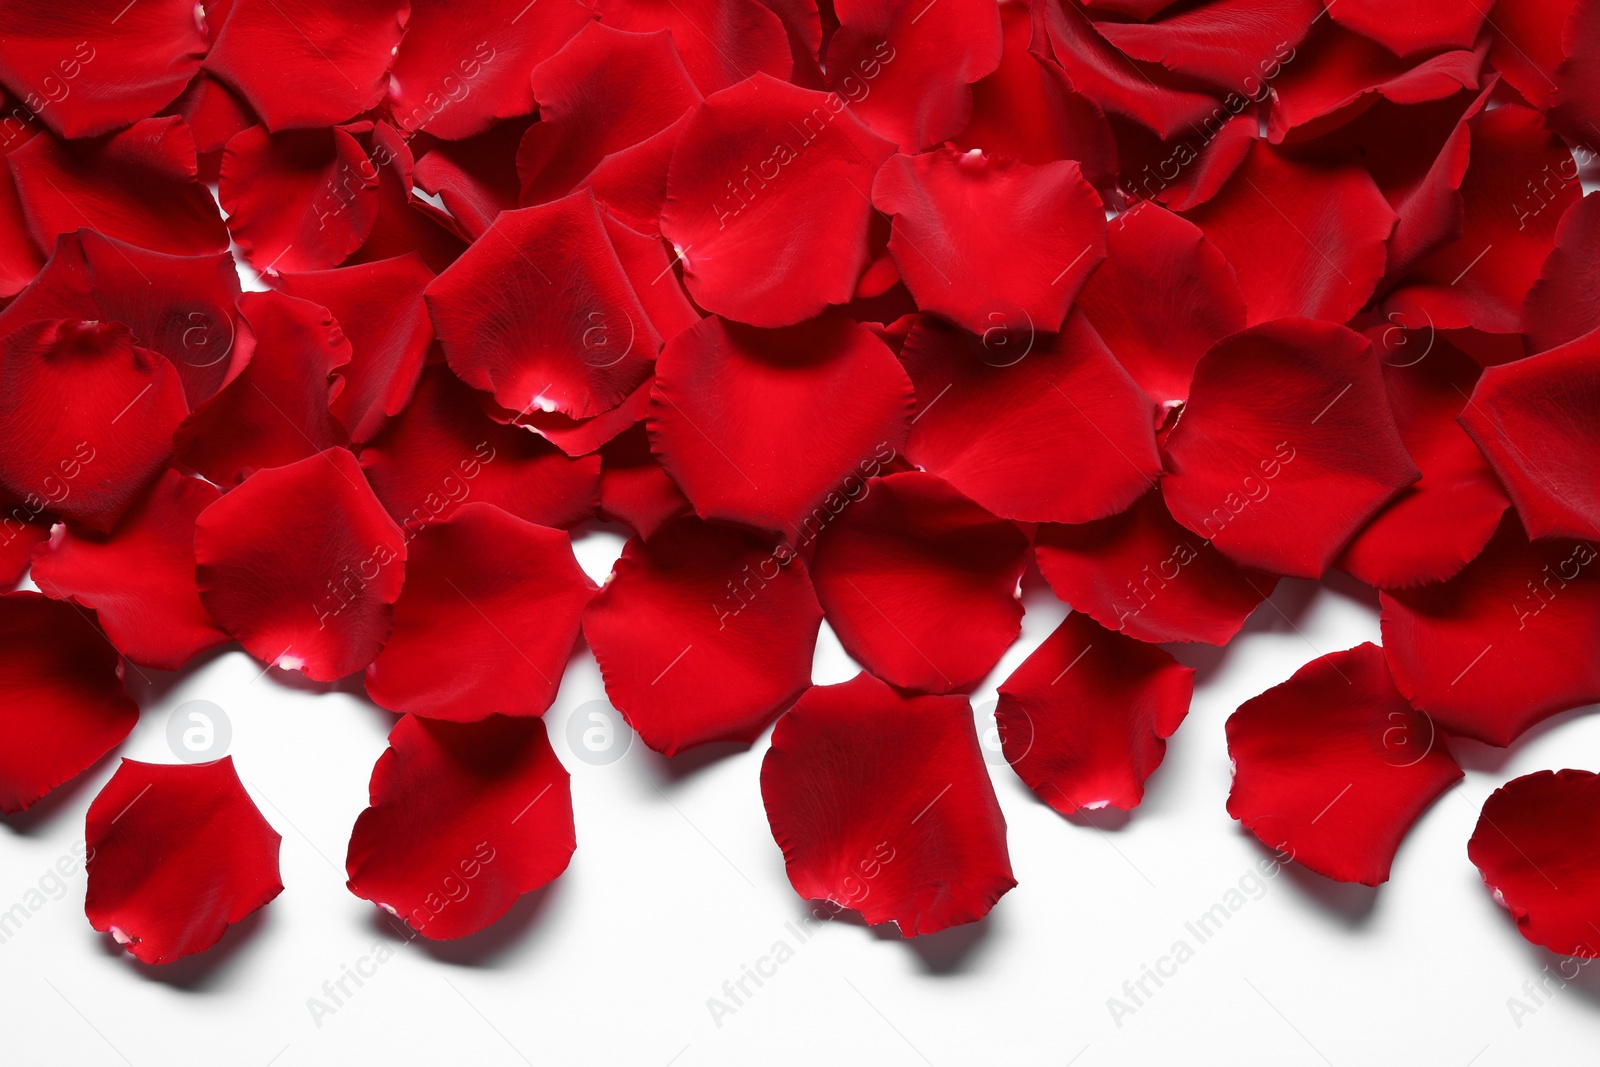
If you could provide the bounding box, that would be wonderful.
[386,0,593,141]
[1226,643,1462,885]
[955,0,1116,181]
[220,125,379,275]
[1161,319,1419,579]
[1380,513,1600,747]
[825,0,1002,150]
[517,24,700,210]
[1469,769,1600,958]
[1076,201,1246,408]
[1523,192,1600,355]
[575,111,692,236]
[278,253,434,444]
[1183,139,1397,325]
[169,73,257,171]
[410,116,530,240]
[1031,0,1221,140]
[590,0,791,94]
[31,471,228,671]
[1035,488,1277,645]
[660,74,895,327]
[1384,104,1579,335]
[8,117,228,257]
[600,213,701,348]
[761,672,1015,935]
[0,229,251,408]
[871,147,1105,336]
[0,319,188,534]
[0,591,136,814]
[496,376,651,459]
[1330,0,1490,55]
[997,611,1193,814]
[346,714,575,940]
[1338,329,1510,588]
[85,757,281,963]
[344,124,467,274]
[0,3,205,139]
[367,503,594,720]
[1550,0,1600,145]
[597,422,692,538]
[0,166,43,299]
[0,502,48,588]
[648,316,912,536]
[1460,331,1600,543]
[360,365,600,534]
[1096,0,1320,91]
[810,471,1028,693]
[901,312,1160,524]
[1111,109,1256,212]
[204,0,408,130]
[426,190,656,419]
[1488,0,1574,109]
[195,447,406,681]
[174,291,351,486]
[583,516,822,755]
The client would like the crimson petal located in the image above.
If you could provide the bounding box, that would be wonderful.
[761,672,1015,935]
[1096,0,1320,92]
[1522,192,1600,356]
[589,0,791,94]
[1330,0,1491,55]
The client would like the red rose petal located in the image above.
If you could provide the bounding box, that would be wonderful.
[997,611,1193,815]
[0,502,48,588]
[1523,192,1600,355]
[1384,104,1578,335]
[496,376,652,459]
[1459,331,1600,543]
[0,229,251,407]
[195,447,406,681]
[346,714,575,940]
[955,0,1116,180]
[871,146,1106,336]
[1337,329,1511,588]
[1161,319,1419,579]
[1112,110,1256,212]
[386,0,594,141]
[204,0,408,131]
[1183,138,1397,325]
[761,672,1016,935]
[9,116,228,257]
[1380,513,1600,747]
[220,124,379,275]
[169,73,257,177]
[1076,201,1246,408]
[31,470,228,671]
[360,365,600,534]
[809,471,1029,694]
[0,2,206,140]
[648,315,912,536]
[589,0,792,94]
[1095,0,1320,91]
[1469,769,1600,958]
[1488,0,1575,109]
[1035,488,1277,645]
[583,516,822,755]
[86,757,282,964]
[1330,0,1491,56]
[0,318,188,534]
[278,253,434,445]
[1226,642,1462,885]
[425,190,657,419]
[599,213,701,349]
[574,111,693,236]
[174,291,351,487]
[596,422,692,538]
[901,312,1160,524]
[516,24,701,211]
[1549,0,1600,145]
[345,123,467,274]
[0,591,137,814]
[825,0,1002,150]
[410,116,530,240]
[660,74,895,327]
[366,503,594,721]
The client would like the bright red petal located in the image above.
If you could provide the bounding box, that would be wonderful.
[761,672,1016,935]
[589,0,791,94]
[583,516,822,755]
[195,447,406,681]
[346,714,575,940]
[597,422,692,538]
[0,591,136,814]
[1226,643,1462,885]
[1331,0,1490,55]
[997,611,1194,814]
[1096,0,1321,91]
[1523,192,1600,355]
[85,757,282,964]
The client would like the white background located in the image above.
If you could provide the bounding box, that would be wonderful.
[5,534,1599,1067]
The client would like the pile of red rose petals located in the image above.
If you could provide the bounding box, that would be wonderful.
[0,0,1598,966]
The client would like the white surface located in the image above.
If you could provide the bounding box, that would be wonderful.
[5,531,1599,1066]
